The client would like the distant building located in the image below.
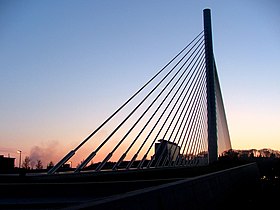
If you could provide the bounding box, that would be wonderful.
[62,163,71,169]
[0,155,15,171]
[154,139,181,163]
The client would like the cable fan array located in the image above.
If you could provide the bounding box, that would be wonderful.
[49,29,231,174]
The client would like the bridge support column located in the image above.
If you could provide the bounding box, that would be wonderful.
[203,9,218,163]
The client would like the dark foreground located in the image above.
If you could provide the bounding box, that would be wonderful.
[0,159,279,210]
[243,159,280,210]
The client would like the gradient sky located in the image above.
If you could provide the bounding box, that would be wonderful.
[1,0,280,167]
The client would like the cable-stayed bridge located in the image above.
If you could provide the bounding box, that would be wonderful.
[1,9,263,210]
[48,9,231,175]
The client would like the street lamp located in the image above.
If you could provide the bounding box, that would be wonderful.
[69,161,72,168]
[17,150,22,168]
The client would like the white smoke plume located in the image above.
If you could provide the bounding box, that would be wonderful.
[29,141,59,168]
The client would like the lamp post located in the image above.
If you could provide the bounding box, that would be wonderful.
[69,161,72,168]
[17,150,22,168]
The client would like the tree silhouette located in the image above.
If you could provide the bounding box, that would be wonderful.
[35,160,43,169]
[22,156,31,169]
[47,161,54,170]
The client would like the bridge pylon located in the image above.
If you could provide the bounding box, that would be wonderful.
[203,9,218,163]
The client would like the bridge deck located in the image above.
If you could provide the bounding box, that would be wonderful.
[0,163,260,210]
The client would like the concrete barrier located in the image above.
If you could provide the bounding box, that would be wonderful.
[65,163,260,210]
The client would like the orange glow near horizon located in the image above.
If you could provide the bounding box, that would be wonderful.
[3,103,280,170]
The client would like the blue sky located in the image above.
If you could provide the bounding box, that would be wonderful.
[1,0,279,166]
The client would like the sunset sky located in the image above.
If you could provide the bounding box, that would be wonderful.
[1,0,280,167]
